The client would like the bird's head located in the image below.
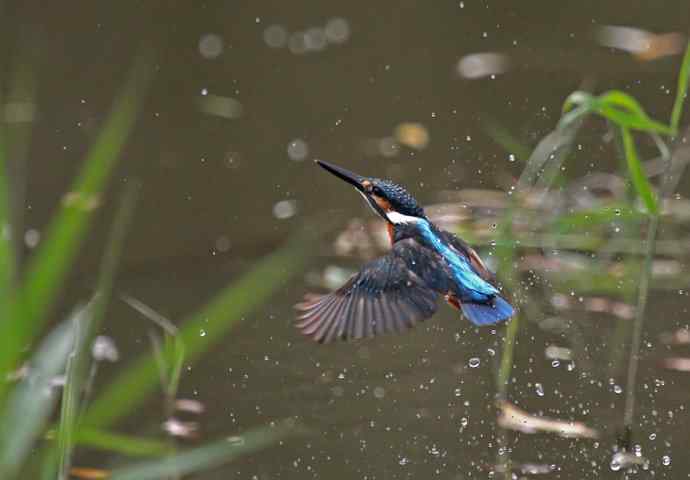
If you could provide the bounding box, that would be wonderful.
[316,160,426,225]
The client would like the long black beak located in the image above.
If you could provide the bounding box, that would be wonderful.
[315,160,366,192]
[315,160,393,224]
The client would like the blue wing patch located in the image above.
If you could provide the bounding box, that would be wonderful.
[416,220,498,301]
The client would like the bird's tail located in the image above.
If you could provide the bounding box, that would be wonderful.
[461,296,514,326]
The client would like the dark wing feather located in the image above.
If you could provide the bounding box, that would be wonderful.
[296,240,442,343]
[438,229,496,284]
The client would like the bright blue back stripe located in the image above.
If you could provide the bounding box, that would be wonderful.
[416,220,498,299]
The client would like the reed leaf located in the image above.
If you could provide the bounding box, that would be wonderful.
[109,421,303,480]
[0,54,154,384]
[670,42,690,134]
[81,230,315,429]
[0,320,76,479]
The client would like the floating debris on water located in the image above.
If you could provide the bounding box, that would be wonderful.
[175,398,205,414]
[659,357,690,372]
[163,418,200,439]
[497,401,598,439]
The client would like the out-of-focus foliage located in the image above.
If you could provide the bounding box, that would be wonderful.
[0,52,312,479]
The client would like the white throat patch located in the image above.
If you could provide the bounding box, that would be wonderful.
[385,211,421,225]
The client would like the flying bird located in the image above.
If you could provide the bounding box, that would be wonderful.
[296,160,514,343]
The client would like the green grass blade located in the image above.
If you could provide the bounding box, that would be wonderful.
[550,204,642,234]
[75,428,171,457]
[0,54,154,382]
[563,89,673,135]
[562,90,596,113]
[109,421,303,480]
[5,52,37,267]
[163,335,185,402]
[0,319,76,479]
[556,104,590,130]
[598,91,648,116]
[0,144,13,289]
[91,181,141,326]
[595,90,671,134]
[482,116,532,162]
[598,103,672,135]
[56,303,94,480]
[519,112,583,191]
[620,127,659,214]
[670,42,690,134]
[81,230,315,429]
[56,182,139,479]
[0,108,17,406]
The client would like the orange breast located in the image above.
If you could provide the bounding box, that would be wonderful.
[386,223,394,244]
[445,294,462,310]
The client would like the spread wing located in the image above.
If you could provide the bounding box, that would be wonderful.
[438,229,496,284]
[295,240,443,343]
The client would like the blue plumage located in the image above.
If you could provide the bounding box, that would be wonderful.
[461,295,514,326]
[298,160,515,343]
[416,220,497,300]
[416,219,512,325]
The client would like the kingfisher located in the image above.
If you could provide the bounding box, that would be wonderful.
[296,160,514,343]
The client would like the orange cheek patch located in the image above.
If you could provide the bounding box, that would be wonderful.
[373,195,392,212]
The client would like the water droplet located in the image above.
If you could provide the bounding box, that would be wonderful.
[198,33,224,59]
[199,329,207,337]
[662,455,671,466]
[613,384,623,394]
[535,383,544,397]
[551,359,560,368]
[468,357,480,368]
[272,200,298,220]
[454,387,462,397]
[24,229,40,248]
[263,25,288,48]
[324,17,351,44]
[287,139,309,161]
[649,433,656,440]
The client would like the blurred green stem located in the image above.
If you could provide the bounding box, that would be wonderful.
[621,132,671,449]
[621,213,658,438]
[56,183,139,480]
[493,207,518,480]
[670,42,690,134]
[5,48,36,269]
[0,53,153,394]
